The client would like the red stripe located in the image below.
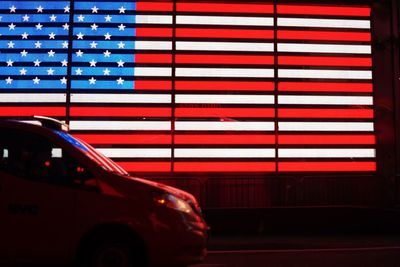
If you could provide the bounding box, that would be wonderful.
[277,5,370,17]
[176,28,274,39]
[118,162,171,172]
[135,80,172,90]
[73,134,172,145]
[136,54,172,64]
[176,54,274,65]
[136,2,173,11]
[175,162,276,172]
[177,2,273,14]
[136,28,173,38]
[70,107,171,117]
[279,162,376,172]
[279,82,372,93]
[278,30,371,42]
[175,108,274,118]
[176,81,274,91]
[175,134,275,145]
[279,135,376,145]
[0,106,65,117]
[278,108,373,119]
[279,56,371,67]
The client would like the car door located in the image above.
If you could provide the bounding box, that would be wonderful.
[0,128,78,264]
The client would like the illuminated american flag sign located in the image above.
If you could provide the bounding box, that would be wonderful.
[0,1,375,174]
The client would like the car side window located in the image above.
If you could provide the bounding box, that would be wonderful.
[0,128,98,191]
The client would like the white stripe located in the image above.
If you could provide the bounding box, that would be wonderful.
[278,18,370,29]
[177,41,274,52]
[69,121,171,131]
[70,94,171,103]
[96,148,171,158]
[176,94,274,104]
[278,43,371,54]
[136,15,172,24]
[176,121,274,131]
[279,69,372,79]
[0,93,66,103]
[135,67,171,77]
[175,148,275,158]
[176,68,274,78]
[279,95,373,105]
[135,41,172,50]
[279,148,375,158]
[177,15,273,26]
[279,122,374,132]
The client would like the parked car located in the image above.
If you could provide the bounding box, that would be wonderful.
[0,116,208,267]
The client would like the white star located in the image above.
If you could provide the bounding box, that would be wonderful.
[49,14,57,21]
[90,41,98,48]
[117,41,125,49]
[20,68,27,75]
[35,23,43,30]
[76,50,84,57]
[48,50,56,57]
[33,59,41,66]
[10,5,17,13]
[21,32,29,39]
[61,59,68,67]
[103,68,110,76]
[117,60,125,67]
[104,32,112,40]
[116,77,124,85]
[47,68,55,75]
[118,24,126,31]
[49,32,56,39]
[119,6,126,13]
[36,6,44,13]
[22,14,30,21]
[6,60,14,67]
[35,41,42,48]
[33,77,40,84]
[91,23,98,31]
[5,77,13,84]
[77,32,84,39]
[105,15,112,22]
[60,77,67,84]
[77,15,85,22]
[63,23,69,30]
[7,41,15,48]
[62,41,69,48]
[89,77,96,84]
[75,68,83,75]
[8,23,16,30]
[64,6,70,13]
[20,50,28,57]
[89,59,97,67]
[103,50,111,57]
[91,6,99,13]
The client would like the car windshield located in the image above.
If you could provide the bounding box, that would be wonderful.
[54,130,129,176]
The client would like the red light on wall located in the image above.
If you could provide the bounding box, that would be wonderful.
[175,108,274,118]
[73,134,172,145]
[175,134,275,145]
[278,109,374,119]
[136,28,173,38]
[278,56,371,67]
[277,5,370,16]
[279,135,376,145]
[117,162,171,172]
[279,162,376,172]
[176,28,274,40]
[0,107,65,117]
[136,2,173,11]
[175,162,276,172]
[70,107,171,117]
[135,80,172,90]
[279,82,373,93]
[177,2,274,14]
[135,54,173,64]
[175,81,274,91]
[176,54,274,65]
